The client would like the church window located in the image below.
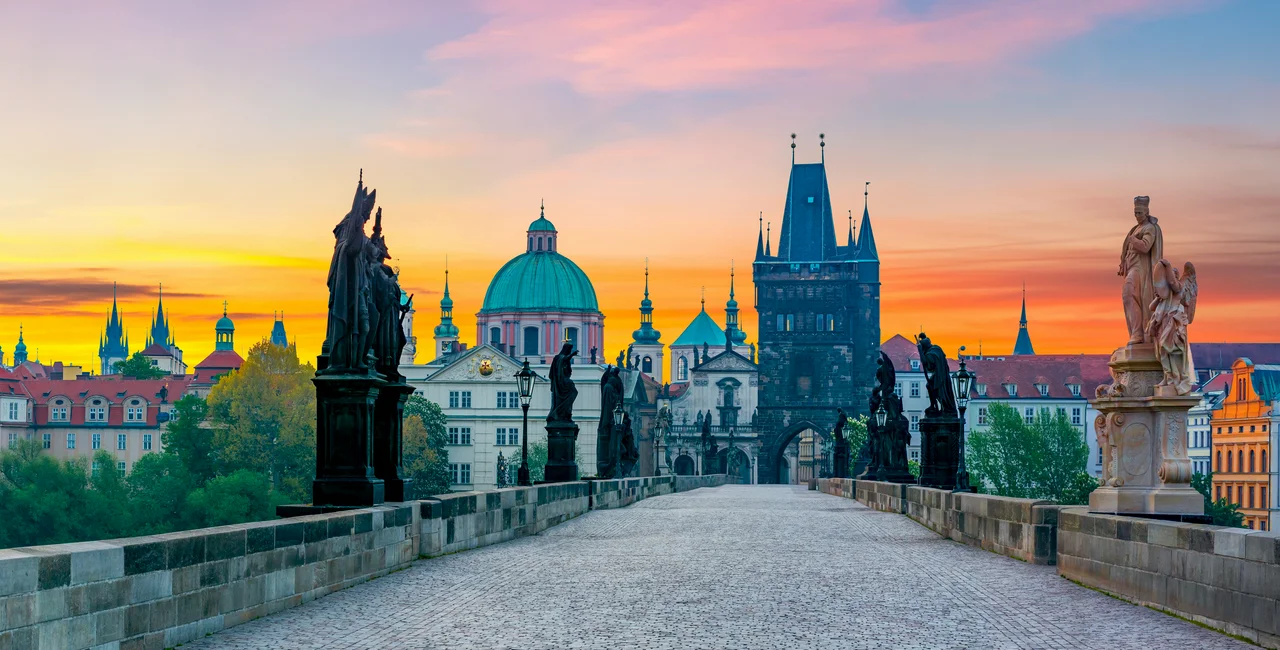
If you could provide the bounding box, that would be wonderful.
[642,356,653,373]
[816,314,825,331]
[490,327,501,345]
[827,314,836,331]
[785,314,794,331]
[1228,450,1234,472]
[677,356,689,381]
[537,237,543,251]
[523,327,540,357]
[1250,450,1256,473]
[776,315,783,332]
[528,237,533,251]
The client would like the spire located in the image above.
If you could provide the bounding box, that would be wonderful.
[755,212,766,260]
[725,261,744,350]
[765,222,772,257]
[148,283,173,348]
[270,310,288,347]
[819,132,825,163]
[790,133,796,164]
[632,258,661,344]
[13,324,27,365]
[855,181,878,261]
[215,300,236,351]
[434,260,459,342]
[777,135,838,261]
[1013,285,1036,356]
[846,209,855,249]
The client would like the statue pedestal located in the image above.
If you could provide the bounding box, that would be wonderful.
[1090,344,1204,517]
[919,415,961,490]
[543,421,580,483]
[853,429,874,481]
[373,381,416,502]
[309,374,385,508]
[833,439,851,479]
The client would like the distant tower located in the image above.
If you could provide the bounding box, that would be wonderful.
[215,302,236,351]
[399,285,417,365]
[1012,287,1036,355]
[13,325,28,366]
[630,260,664,378]
[724,262,747,350]
[270,311,289,347]
[0,342,5,367]
[143,284,185,373]
[99,283,129,375]
[754,136,880,484]
[433,266,460,360]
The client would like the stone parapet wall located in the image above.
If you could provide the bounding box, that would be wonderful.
[0,475,727,649]
[1058,508,1280,648]
[0,503,418,650]
[821,479,1059,565]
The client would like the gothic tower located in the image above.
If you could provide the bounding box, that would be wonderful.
[270,312,289,347]
[99,282,129,375]
[1012,288,1035,355]
[630,261,663,378]
[13,325,28,366]
[752,135,880,483]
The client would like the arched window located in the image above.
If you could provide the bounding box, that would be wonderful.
[1217,451,1223,472]
[489,327,501,346]
[677,356,689,381]
[528,237,533,252]
[827,314,836,331]
[537,237,543,251]
[1250,450,1256,473]
[1228,450,1234,473]
[642,356,652,373]
[565,327,579,353]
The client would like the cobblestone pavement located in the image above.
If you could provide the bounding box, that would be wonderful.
[187,486,1249,650]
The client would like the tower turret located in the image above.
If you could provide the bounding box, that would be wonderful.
[215,301,235,351]
[100,282,130,374]
[1012,287,1036,355]
[724,263,746,350]
[433,265,460,360]
[13,325,28,365]
[270,311,289,347]
[630,260,664,378]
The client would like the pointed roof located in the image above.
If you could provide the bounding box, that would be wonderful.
[764,222,772,257]
[1012,289,1035,356]
[270,311,288,347]
[435,267,460,338]
[754,213,766,260]
[777,161,838,262]
[147,284,173,348]
[854,185,878,261]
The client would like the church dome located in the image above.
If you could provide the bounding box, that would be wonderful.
[481,251,599,314]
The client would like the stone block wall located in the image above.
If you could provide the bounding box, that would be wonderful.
[673,474,729,492]
[0,503,418,650]
[589,476,676,510]
[1058,508,1280,648]
[417,482,589,558]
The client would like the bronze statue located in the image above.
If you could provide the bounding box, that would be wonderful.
[1120,196,1164,345]
[832,408,850,479]
[323,173,381,374]
[619,413,639,477]
[1148,259,1198,394]
[916,332,957,417]
[547,342,579,423]
[597,366,623,476]
[369,208,405,379]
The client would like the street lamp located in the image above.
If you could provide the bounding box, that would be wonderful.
[612,401,625,478]
[514,360,536,486]
[952,347,976,493]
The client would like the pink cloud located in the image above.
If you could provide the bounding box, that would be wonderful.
[430,0,1184,96]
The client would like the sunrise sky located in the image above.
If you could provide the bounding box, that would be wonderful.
[1,0,1277,377]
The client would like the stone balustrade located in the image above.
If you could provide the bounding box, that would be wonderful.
[0,474,728,650]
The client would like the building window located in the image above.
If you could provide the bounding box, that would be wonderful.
[977,408,987,425]
[496,428,519,446]
[118,461,127,474]
[447,427,472,446]
[1249,486,1255,508]
[776,314,783,332]
[7,403,18,420]
[126,406,144,422]
[88,406,106,422]
[975,383,986,396]
[6,433,16,448]
[1228,450,1234,473]
[461,391,471,408]
[461,463,471,484]
[1036,384,1049,397]
[1216,485,1222,500]
[1071,408,1082,426]
[1056,407,1067,419]
[490,327,502,346]
[1024,408,1034,424]
[910,360,921,371]
[66,433,76,449]
[642,356,653,373]
[1068,384,1081,397]
[910,415,919,432]
[523,327,539,357]
[677,356,689,381]
[143,434,153,451]
[910,449,920,461]
[827,314,836,331]
[51,407,68,421]
[1005,384,1018,398]
[449,463,473,485]
[92,433,101,450]
[816,314,825,331]
[1216,451,1222,472]
[1227,485,1233,503]
[42,433,51,449]
[117,434,127,450]
[894,382,902,397]
[909,383,920,398]
[1250,450,1256,473]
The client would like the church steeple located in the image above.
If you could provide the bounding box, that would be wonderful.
[1012,286,1036,356]
[755,213,766,261]
[724,262,746,350]
[13,324,28,365]
[100,282,129,374]
[433,263,460,360]
[632,260,661,344]
[147,283,174,349]
[854,182,878,261]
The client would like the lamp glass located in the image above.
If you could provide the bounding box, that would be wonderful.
[875,404,887,428]
[613,402,625,427]
[515,361,535,406]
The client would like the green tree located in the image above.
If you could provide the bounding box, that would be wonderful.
[162,394,214,483]
[844,415,868,476]
[508,441,549,483]
[183,470,280,528]
[207,339,316,502]
[966,403,1090,502]
[1191,471,1245,528]
[126,453,195,535]
[112,351,167,379]
[81,451,132,540]
[403,412,451,498]
[907,459,921,479]
[0,440,90,547]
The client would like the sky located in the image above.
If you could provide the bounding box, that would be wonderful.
[1,0,1277,378]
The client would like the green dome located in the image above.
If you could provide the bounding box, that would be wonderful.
[527,216,557,232]
[216,315,234,332]
[481,251,599,314]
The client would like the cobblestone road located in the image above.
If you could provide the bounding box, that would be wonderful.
[187,485,1249,650]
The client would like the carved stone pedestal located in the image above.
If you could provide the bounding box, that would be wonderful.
[1091,344,1204,517]
[833,437,851,479]
[919,415,961,490]
[373,381,416,502]
[878,416,916,484]
[852,437,871,480]
[309,373,385,508]
[543,421,580,483]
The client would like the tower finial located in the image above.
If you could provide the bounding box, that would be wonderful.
[540,198,544,219]
[790,133,796,163]
[765,221,771,257]
[865,181,870,208]
[701,286,705,310]
[222,300,228,317]
[819,133,825,163]
[644,257,650,299]
[729,261,735,298]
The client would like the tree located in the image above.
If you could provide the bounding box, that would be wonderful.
[1192,471,1245,528]
[0,440,91,547]
[162,394,214,483]
[403,411,451,498]
[184,470,280,528]
[844,415,868,476]
[966,403,1090,503]
[126,453,195,536]
[207,339,316,502]
[112,351,166,379]
[508,442,549,483]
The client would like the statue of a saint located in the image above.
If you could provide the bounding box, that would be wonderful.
[323,173,381,374]
[597,366,623,476]
[547,342,579,423]
[1120,196,1164,345]
[916,333,958,417]
[1148,260,1198,394]
[369,208,406,379]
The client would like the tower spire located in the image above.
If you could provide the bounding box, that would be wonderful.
[755,212,766,260]
[790,133,796,164]
[765,222,772,257]
[847,209,855,249]
[854,181,878,261]
[819,133,825,163]
[1013,284,1035,355]
[632,258,661,346]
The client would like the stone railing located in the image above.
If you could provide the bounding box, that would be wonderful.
[1058,508,1280,648]
[0,475,728,649]
[819,478,1061,565]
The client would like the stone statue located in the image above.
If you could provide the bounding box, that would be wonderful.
[1120,196,1164,345]
[1148,260,1198,395]
[547,342,579,423]
[369,208,406,379]
[619,413,639,477]
[916,333,957,417]
[876,351,896,401]
[597,366,623,476]
[323,173,381,374]
[589,347,597,364]
[832,408,850,479]
[702,343,710,363]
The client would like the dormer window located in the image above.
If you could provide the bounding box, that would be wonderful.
[1003,383,1018,397]
[975,383,987,397]
[1035,383,1049,397]
[910,359,920,371]
[1068,384,1081,397]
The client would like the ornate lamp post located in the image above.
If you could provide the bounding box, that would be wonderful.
[612,400,625,478]
[951,348,976,493]
[515,360,536,486]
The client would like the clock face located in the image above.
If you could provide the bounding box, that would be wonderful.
[478,359,494,376]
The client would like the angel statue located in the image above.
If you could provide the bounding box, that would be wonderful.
[1147,259,1198,395]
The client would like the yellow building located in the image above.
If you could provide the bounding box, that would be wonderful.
[1211,358,1277,530]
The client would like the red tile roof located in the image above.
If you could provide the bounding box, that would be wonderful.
[140,343,174,357]
[1191,344,1280,371]
[881,334,920,372]
[194,350,244,371]
[965,354,1112,400]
